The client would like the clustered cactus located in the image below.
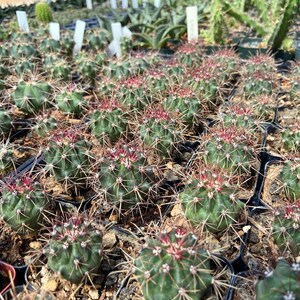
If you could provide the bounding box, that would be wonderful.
[0,173,49,233]
[44,214,103,283]
[134,228,212,300]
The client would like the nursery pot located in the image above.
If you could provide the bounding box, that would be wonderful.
[0,261,16,295]
[238,37,268,59]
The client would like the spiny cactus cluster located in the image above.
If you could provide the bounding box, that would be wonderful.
[97,142,156,209]
[134,227,212,300]
[44,214,103,283]
[281,122,300,153]
[0,173,49,233]
[179,164,244,232]
[272,203,300,255]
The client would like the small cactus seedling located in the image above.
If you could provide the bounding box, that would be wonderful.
[116,76,151,111]
[0,174,49,233]
[272,203,300,256]
[202,123,255,175]
[88,98,128,145]
[134,227,212,300]
[139,106,179,158]
[97,142,156,209]
[55,84,87,117]
[175,42,203,67]
[12,80,52,115]
[278,160,300,201]
[281,122,300,153]
[44,213,103,283]
[179,165,244,232]
[243,71,274,98]
[163,86,201,128]
[35,1,53,23]
[44,129,93,187]
[255,259,300,300]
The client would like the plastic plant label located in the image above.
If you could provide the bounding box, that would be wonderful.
[132,0,138,9]
[122,26,132,39]
[143,0,147,7]
[49,22,60,40]
[154,0,160,7]
[106,40,122,58]
[73,20,86,56]
[86,0,93,9]
[186,6,198,42]
[122,0,128,9]
[16,11,30,33]
[111,0,117,9]
[111,22,123,42]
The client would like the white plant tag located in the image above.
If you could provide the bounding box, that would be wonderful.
[186,6,198,42]
[143,0,147,7]
[86,0,93,9]
[49,22,60,40]
[154,0,160,7]
[111,22,123,42]
[106,40,118,57]
[132,0,138,9]
[122,0,128,9]
[122,26,132,39]
[73,20,86,56]
[111,0,117,9]
[16,11,30,33]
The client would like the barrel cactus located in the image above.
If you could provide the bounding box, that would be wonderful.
[35,1,53,23]
[44,213,103,283]
[0,174,49,233]
[134,227,212,300]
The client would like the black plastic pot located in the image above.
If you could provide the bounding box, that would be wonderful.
[238,37,268,59]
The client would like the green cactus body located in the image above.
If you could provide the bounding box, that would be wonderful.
[246,95,275,120]
[97,77,117,97]
[75,53,101,83]
[0,109,12,137]
[244,54,276,74]
[145,69,168,95]
[44,130,93,185]
[179,166,244,232]
[13,81,52,114]
[255,259,300,300]
[139,107,178,158]
[272,203,300,256]
[0,45,9,62]
[278,161,300,201]
[0,175,48,233]
[163,59,185,84]
[86,29,109,51]
[163,86,201,127]
[203,124,254,174]
[0,65,10,80]
[38,38,61,54]
[175,43,203,67]
[89,99,127,144]
[243,71,274,98]
[129,55,150,76]
[14,59,36,76]
[45,55,71,81]
[104,59,132,80]
[60,33,75,57]
[134,228,212,300]
[10,44,38,59]
[117,76,151,111]
[45,215,103,283]
[35,2,53,23]
[55,88,86,117]
[281,123,300,152]
[220,103,257,132]
[98,143,154,208]
[33,115,58,137]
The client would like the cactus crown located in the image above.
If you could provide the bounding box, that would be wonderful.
[210,125,250,144]
[50,129,79,145]
[143,107,170,121]
[276,203,300,228]
[98,98,123,111]
[5,175,35,193]
[121,76,144,88]
[169,86,195,98]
